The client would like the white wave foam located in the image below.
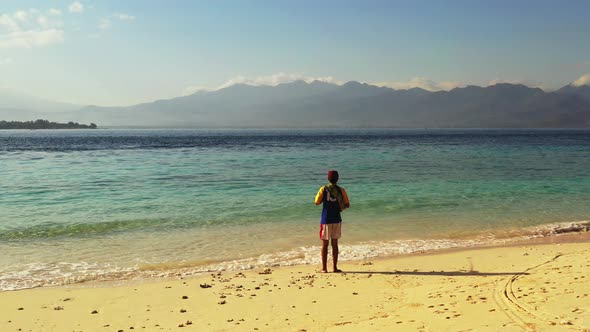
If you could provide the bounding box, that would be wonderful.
[0,262,135,291]
[2,220,588,291]
[134,220,590,279]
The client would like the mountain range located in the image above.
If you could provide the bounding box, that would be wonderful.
[1,80,589,128]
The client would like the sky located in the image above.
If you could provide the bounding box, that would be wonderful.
[1,0,590,106]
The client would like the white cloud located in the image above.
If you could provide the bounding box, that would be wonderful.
[0,9,64,48]
[98,18,111,30]
[0,29,64,48]
[38,14,63,29]
[37,15,49,28]
[68,1,84,13]
[97,13,136,31]
[571,73,590,87]
[48,9,62,16]
[0,14,20,31]
[14,10,29,22]
[374,77,465,91]
[217,72,341,89]
[182,86,211,96]
[113,13,135,21]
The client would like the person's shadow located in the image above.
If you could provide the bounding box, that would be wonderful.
[343,270,526,276]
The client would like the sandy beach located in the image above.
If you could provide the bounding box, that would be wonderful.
[1,232,588,332]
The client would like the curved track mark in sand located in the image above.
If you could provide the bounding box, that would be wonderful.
[495,253,587,331]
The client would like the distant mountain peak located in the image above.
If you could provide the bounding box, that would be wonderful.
[220,83,256,91]
[450,85,483,92]
[342,81,365,87]
[0,88,79,112]
[309,80,336,86]
[489,83,526,88]
[558,82,590,100]
[282,80,307,86]
[487,83,543,92]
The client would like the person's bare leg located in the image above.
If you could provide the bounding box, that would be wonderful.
[320,240,329,273]
[331,239,341,272]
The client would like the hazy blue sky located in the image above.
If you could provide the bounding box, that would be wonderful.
[1,0,589,106]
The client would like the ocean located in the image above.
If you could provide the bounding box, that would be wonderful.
[0,128,588,291]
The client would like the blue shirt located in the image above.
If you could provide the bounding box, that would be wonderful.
[314,185,349,224]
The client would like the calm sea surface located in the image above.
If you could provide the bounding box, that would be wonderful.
[0,129,588,290]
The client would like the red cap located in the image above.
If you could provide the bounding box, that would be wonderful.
[327,170,339,183]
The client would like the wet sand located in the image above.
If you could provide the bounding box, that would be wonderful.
[1,232,589,332]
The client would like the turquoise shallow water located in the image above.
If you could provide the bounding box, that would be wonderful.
[0,129,588,290]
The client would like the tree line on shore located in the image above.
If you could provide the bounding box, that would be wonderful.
[0,119,97,129]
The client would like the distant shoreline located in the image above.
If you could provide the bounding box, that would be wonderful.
[0,119,97,130]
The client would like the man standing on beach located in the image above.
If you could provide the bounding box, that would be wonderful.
[315,170,350,273]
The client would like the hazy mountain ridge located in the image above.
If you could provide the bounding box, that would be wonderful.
[557,84,590,101]
[0,88,80,113]
[1,81,589,128]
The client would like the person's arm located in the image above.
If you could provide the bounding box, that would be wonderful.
[314,186,324,205]
[341,188,350,209]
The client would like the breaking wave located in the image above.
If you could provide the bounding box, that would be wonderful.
[2,220,587,291]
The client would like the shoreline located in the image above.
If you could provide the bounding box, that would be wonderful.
[71,229,590,290]
[1,221,589,292]
[1,231,588,331]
